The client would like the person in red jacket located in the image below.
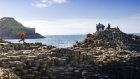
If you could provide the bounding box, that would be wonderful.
[19,33,26,43]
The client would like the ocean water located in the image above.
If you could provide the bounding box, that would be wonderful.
[5,35,86,48]
[5,33,140,48]
[132,33,140,36]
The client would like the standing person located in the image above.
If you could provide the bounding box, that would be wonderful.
[19,33,26,43]
[100,24,103,31]
[98,23,101,31]
[107,24,111,29]
[96,24,99,31]
[102,24,105,30]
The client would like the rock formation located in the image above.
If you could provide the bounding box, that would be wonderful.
[0,25,140,79]
[74,28,140,52]
[0,17,44,39]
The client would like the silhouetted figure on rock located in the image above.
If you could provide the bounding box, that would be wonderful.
[107,24,111,29]
[96,23,105,31]
[116,26,120,30]
[101,24,105,30]
[96,24,99,31]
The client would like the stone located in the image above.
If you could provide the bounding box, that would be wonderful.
[0,27,140,79]
[0,68,21,79]
[7,56,20,61]
[15,61,26,70]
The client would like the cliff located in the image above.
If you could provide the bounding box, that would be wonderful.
[0,17,45,39]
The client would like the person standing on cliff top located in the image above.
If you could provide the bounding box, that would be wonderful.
[107,24,111,29]
[19,33,26,43]
[96,24,99,31]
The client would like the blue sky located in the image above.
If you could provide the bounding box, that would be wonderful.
[0,0,140,35]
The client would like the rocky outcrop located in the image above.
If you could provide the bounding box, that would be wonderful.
[74,28,140,52]
[0,17,45,39]
[0,25,140,79]
[0,39,139,79]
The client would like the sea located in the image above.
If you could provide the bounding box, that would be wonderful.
[4,33,140,48]
[5,35,86,48]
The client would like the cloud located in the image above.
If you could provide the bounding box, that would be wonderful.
[19,15,140,35]
[19,18,110,35]
[32,0,68,8]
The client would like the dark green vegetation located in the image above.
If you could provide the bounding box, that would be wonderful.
[0,17,28,35]
[0,17,44,39]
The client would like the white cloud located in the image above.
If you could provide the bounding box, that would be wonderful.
[53,0,67,3]
[35,3,49,8]
[32,0,68,8]
[19,15,140,35]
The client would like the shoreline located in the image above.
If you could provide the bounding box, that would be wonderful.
[0,29,140,79]
[4,35,86,48]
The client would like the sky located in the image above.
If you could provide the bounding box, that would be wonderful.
[0,0,140,35]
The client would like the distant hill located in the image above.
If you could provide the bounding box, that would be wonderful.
[0,17,45,39]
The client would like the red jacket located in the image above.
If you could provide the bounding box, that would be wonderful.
[20,33,26,38]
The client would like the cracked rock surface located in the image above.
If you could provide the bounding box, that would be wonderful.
[0,28,140,79]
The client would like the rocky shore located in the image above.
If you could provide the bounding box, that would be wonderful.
[0,28,140,79]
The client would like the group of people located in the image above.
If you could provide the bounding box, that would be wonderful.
[18,23,113,44]
[96,23,105,31]
[96,23,111,31]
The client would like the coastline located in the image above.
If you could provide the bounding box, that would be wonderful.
[5,35,86,48]
[0,28,140,79]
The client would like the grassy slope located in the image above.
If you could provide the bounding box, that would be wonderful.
[0,17,28,34]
